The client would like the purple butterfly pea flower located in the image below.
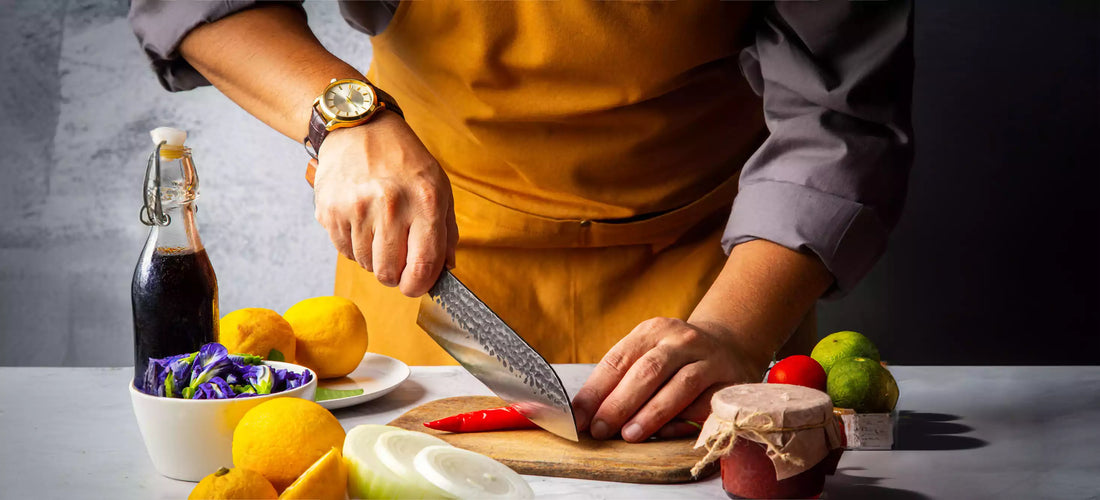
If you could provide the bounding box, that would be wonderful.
[141,356,170,396]
[284,370,313,390]
[243,364,274,395]
[228,353,264,366]
[188,343,233,393]
[234,389,259,398]
[271,367,290,393]
[207,376,236,399]
[190,383,216,399]
[166,351,198,398]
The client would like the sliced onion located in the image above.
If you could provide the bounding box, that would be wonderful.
[344,425,448,499]
[373,430,456,498]
[413,445,534,500]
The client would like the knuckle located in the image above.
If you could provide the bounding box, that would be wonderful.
[397,281,417,297]
[315,205,335,226]
[375,273,398,287]
[657,317,682,329]
[398,270,434,297]
[676,326,703,345]
[678,366,707,394]
[380,183,403,217]
[599,398,631,421]
[641,316,677,332]
[574,386,602,405]
[635,354,665,382]
[414,228,444,257]
[644,404,674,427]
[353,246,372,265]
[599,350,631,376]
[352,197,371,219]
[412,180,439,210]
[405,259,437,282]
[638,317,662,330]
[374,264,399,286]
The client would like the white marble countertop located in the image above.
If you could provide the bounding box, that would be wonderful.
[1,365,1098,499]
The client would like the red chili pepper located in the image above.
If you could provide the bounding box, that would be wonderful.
[423,405,539,432]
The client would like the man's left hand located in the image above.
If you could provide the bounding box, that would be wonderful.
[571,317,768,442]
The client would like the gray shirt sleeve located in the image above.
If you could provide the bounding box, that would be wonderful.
[128,1,399,92]
[724,0,914,297]
[128,0,306,92]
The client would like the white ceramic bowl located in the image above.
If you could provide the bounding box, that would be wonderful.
[129,360,316,481]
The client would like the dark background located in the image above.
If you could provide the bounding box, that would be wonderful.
[818,1,1100,364]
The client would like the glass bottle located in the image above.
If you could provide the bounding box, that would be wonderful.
[132,128,218,391]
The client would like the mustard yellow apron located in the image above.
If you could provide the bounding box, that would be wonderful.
[335,0,807,365]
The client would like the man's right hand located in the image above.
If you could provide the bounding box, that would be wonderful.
[313,111,458,297]
[174,4,456,296]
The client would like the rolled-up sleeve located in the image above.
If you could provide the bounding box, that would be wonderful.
[128,0,304,92]
[724,0,914,297]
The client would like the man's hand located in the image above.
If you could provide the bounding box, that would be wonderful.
[571,318,770,443]
[313,111,458,297]
[571,239,835,443]
[176,5,456,297]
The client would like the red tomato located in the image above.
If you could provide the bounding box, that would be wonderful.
[766,355,827,392]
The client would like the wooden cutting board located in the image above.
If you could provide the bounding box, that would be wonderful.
[387,396,716,483]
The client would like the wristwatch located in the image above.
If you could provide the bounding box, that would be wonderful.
[303,78,403,159]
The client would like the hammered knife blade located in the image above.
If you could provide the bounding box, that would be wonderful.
[417,269,579,442]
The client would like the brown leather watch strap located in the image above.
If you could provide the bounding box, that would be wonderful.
[304,107,329,160]
[374,86,403,118]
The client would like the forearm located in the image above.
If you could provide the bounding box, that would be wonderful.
[178,4,363,141]
[689,239,833,377]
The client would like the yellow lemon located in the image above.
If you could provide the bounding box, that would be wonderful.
[219,308,297,362]
[283,296,368,379]
[189,467,278,499]
[279,447,348,500]
[232,398,346,492]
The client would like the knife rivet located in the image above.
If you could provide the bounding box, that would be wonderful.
[579,219,591,227]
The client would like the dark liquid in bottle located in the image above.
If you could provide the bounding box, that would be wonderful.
[132,248,218,391]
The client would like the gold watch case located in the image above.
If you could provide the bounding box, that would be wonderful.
[313,78,382,130]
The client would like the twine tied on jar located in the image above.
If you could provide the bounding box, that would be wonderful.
[690,412,831,477]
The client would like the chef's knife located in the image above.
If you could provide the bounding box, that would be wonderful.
[417,269,579,442]
[305,161,577,441]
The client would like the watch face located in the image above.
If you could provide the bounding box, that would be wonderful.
[323,81,375,119]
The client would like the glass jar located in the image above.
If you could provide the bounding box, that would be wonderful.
[694,383,844,499]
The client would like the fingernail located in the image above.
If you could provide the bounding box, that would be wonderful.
[590,419,610,440]
[622,422,642,442]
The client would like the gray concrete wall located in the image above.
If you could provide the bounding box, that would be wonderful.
[0,0,367,366]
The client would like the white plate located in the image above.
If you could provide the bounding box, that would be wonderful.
[315,352,410,410]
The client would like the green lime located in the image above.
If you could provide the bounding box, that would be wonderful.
[810,331,880,375]
[826,357,899,413]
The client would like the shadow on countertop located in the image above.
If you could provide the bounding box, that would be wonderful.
[826,467,932,500]
[895,411,988,451]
